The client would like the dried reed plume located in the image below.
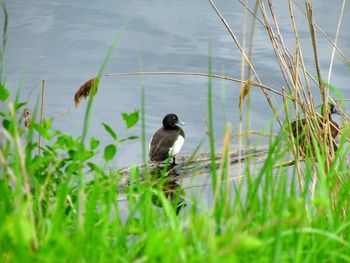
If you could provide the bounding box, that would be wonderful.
[74,77,99,107]
[24,108,30,128]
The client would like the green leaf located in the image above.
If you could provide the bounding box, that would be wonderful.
[0,82,10,102]
[102,122,117,140]
[87,162,106,176]
[323,82,345,100]
[236,234,263,251]
[90,137,100,150]
[2,118,12,131]
[32,122,59,140]
[15,102,27,111]
[119,135,139,143]
[103,144,116,161]
[43,118,53,129]
[121,110,139,129]
[32,123,49,139]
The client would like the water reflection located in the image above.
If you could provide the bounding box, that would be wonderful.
[149,165,186,215]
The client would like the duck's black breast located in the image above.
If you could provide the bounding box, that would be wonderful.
[149,127,185,162]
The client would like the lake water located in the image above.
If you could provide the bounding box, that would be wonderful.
[3,0,350,168]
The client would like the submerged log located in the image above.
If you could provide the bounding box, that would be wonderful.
[116,148,268,188]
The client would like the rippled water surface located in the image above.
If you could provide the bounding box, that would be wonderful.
[4,0,350,167]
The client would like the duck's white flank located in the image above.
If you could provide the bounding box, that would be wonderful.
[169,135,185,156]
[148,136,153,150]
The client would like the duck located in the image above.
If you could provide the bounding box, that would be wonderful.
[291,102,341,158]
[149,113,185,165]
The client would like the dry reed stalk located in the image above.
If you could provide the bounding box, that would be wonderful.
[288,0,315,172]
[76,72,287,107]
[292,0,350,64]
[239,0,304,98]
[241,1,328,106]
[327,0,346,84]
[38,80,45,155]
[258,1,293,87]
[0,128,17,191]
[257,0,315,174]
[234,130,275,138]
[268,0,314,111]
[257,0,348,200]
[243,0,323,105]
[306,2,336,172]
[288,0,315,113]
[259,1,319,160]
[306,2,325,101]
[242,0,348,99]
[104,71,285,97]
[213,123,232,214]
[239,0,264,26]
[241,0,259,184]
[237,0,249,184]
[208,0,283,128]
[267,0,297,86]
[317,25,350,65]
[282,89,304,191]
[257,0,346,179]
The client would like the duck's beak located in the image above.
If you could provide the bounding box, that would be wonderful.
[333,108,341,115]
[177,120,186,126]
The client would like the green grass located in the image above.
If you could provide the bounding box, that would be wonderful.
[2,2,350,263]
[2,67,350,262]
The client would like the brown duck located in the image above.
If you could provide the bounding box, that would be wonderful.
[291,102,340,158]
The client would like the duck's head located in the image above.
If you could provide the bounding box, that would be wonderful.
[321,102,341,117]
[162,113,185,129]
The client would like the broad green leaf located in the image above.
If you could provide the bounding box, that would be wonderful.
[90,137,100,150]
[32,123,49,139]
[121,110,139,129]
[103,144,116,161]
[2,119,12,131]
[0,82,10,102]
[32,122,59,140]
[102,122,117,140]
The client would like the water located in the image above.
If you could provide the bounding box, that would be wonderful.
[3,0,350,168]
